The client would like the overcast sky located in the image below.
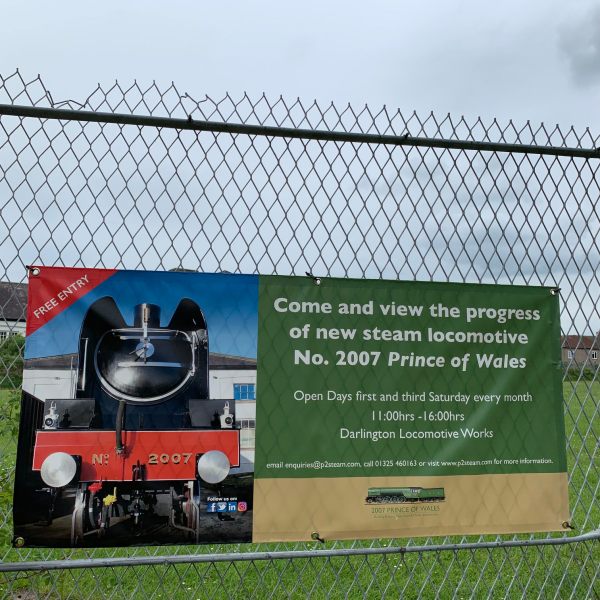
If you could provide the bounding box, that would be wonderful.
[2,0,600,135]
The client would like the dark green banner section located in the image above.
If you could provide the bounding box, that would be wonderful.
[255,276,566,478]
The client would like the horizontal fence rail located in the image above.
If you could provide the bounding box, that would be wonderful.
[1,529,599,573]
[2,103,600,159]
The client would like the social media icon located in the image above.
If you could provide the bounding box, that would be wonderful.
[216,502,227,512]
[237,501,247,512]
[227,502,237,512]
[207,502,217,513]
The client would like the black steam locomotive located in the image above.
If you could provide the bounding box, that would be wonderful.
[18,297,240,545]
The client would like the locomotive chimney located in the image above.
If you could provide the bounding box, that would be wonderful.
[134,303,161,328]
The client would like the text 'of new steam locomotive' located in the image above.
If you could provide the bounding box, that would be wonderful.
[20,297,241,545]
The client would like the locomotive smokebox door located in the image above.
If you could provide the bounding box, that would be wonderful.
[77,296,210,429]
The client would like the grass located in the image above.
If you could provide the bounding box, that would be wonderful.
[0,384,597,599]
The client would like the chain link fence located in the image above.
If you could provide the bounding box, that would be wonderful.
[0,70,598,598]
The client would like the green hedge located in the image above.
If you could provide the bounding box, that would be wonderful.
[563,367,598,381]
[0,334,24,389]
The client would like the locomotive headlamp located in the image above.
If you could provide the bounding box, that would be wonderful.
[197,450,230,484]
[40,452,78,488]
[43,401,59,429]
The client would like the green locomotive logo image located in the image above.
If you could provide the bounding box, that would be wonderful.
[365,486,445,504]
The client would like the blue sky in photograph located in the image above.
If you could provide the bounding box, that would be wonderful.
[25,270,258,359]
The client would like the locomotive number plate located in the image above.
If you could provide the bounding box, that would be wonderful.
[148,452,193,465]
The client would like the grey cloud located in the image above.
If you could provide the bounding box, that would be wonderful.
[559,6,600,87]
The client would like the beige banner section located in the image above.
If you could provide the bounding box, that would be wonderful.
[252,473,569,543]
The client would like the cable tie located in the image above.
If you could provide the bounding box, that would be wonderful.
[311,532,325,543]
[305,272,321,286]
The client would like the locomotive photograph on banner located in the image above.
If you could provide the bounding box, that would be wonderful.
[13,267,258,548]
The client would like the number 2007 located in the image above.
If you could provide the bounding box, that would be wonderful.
[336,351,380,366]
[148,453,192,465]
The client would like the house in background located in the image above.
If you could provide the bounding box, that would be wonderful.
[0,281,27,340]
[561,335,600,367]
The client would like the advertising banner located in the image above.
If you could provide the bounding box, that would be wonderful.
[253,276,569,541]
[13,267,569,547]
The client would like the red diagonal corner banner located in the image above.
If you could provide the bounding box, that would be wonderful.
[26,266,116,336]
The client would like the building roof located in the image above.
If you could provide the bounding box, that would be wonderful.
[561,335,600,350]
[209,353,257,369]
[0,282,28,322]
[24,354,78,370]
